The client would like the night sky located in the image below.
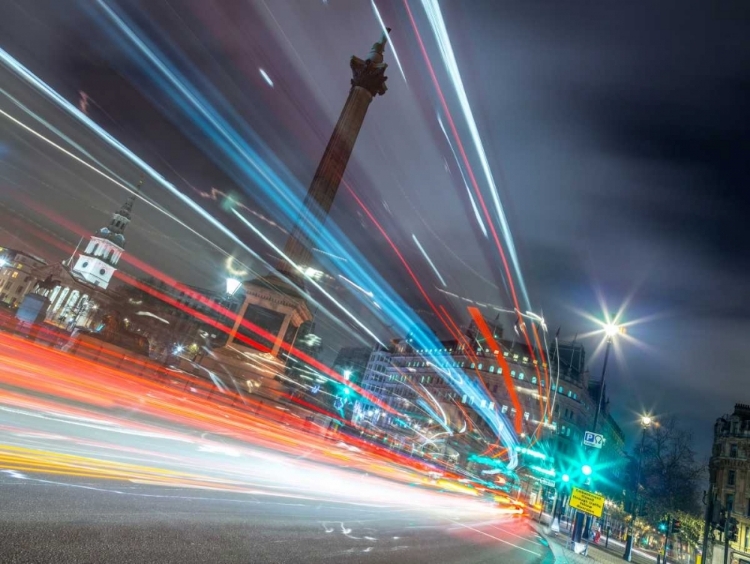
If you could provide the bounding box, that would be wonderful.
[1,0,749,455]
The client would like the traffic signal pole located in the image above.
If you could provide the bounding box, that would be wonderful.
[724,517,730,564]
[662,516,672,564]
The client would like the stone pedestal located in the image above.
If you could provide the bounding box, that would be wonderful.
[225,274,312,357]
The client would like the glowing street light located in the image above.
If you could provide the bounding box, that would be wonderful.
[226,278,242,296]
[624,414,655,561]
[593,319,625,432]
[581,464,593,477]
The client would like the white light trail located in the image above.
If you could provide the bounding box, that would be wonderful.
[259,68,274,87]
[0,49,264,267]
[412,234,446,287]
[437,114,487,238]
[338,275,374,298]
[421,0,530,309]
[370,0,407,83]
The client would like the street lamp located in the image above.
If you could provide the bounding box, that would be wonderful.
[226,278,242,296]
[593,321,625,433]
[624,415,654,561]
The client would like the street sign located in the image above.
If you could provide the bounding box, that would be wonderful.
[569,487,605,518]
[583,431,605,449]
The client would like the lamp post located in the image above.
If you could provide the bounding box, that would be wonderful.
[624,415,653,561]
[593,323,625,433]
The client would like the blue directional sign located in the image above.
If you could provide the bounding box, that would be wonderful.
[583,431,605,449]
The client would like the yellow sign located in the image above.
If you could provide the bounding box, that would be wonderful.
[569,487,605,517]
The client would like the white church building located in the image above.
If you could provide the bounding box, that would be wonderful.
[36,184,140,329]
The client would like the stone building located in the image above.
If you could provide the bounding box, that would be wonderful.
[34,187,140,330]
[710,404,750,564]
[0,247,48,308]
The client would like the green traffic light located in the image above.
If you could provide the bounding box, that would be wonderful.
[581,464,592,476]
[562,474,570,483]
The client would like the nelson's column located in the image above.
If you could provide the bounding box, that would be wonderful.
[225,29,391,356]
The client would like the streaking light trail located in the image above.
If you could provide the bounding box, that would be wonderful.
[412,234,447,287]
[371,0,407,83]
[259,68,274,87]
[437,114,487,238]
[420,0,531,311]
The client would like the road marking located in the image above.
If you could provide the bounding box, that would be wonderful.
[449,520,542,556]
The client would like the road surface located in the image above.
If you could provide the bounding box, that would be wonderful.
[1,471,551,564]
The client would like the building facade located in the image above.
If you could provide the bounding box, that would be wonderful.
[710,404,750,564]
[355,327,597,468]
[0,247,48,308]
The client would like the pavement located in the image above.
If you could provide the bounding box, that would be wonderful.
[534,518,655,564]
[0,472,553,564]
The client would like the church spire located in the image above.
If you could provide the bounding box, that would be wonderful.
[99,178,143,247]
[70,177,143,290]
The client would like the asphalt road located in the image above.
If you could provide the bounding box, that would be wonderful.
[0,471,552,564]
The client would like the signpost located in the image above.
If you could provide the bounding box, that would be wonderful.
[583,431,605,449]
[569,487,605,518]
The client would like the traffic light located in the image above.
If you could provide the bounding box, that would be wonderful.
[581,464,593,476]
[658,520,669,533]
[672,519,681,534]
[561,473,570,483]
[718,510,727,531]
[729,517,739,542]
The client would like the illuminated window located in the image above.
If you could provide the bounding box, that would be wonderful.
[489,366,494,373]
[558,386,564,393]
[531,377,537,384]
[11,272,18,278]
[470,363,475,369]
[511,370,516,377]
[524,412,529,420]
[518,373,524,380]
[501,405,508,414]
[477,364,483,370]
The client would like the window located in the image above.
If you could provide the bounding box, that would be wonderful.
[747,498,750,518]
[501,405,508,414]
[726,494,734,514]
[729,470,736,486]
[477,364,483,370]
[518,373,524,380]
[731,444,739,458]
[11,271,18,278]
[745,525,750,550]
[558,386,564,393]
[532,377,537,384]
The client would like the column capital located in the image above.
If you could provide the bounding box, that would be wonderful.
[350,56,388,97]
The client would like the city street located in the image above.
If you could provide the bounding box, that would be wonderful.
[2,1,746,562]
[0,472,551,564]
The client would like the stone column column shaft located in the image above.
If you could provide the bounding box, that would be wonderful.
[272,313,293,357]
[226,299,251,347]
[278,34,390,283]
[280,85,374,273]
